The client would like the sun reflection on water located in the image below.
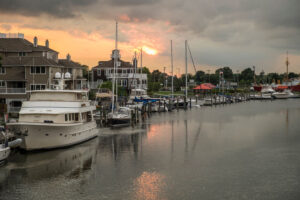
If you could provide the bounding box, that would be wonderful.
[133,171,167,200]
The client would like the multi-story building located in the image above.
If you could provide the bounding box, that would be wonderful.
[0,35,87,114]
[91,50,147,91]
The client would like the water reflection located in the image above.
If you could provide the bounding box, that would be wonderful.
[0,100,300,200]
[133,172,166,200]
[0,138,98,193]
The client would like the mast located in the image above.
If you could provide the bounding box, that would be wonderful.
[111,21,119,113]
[185,40,188,99]
[171,40,174,100]
[134,51,137,97]
[286,51,289,82]
[140,48,143,74]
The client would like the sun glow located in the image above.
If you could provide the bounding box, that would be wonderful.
[143,46,158,55]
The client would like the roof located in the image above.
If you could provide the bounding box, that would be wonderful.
[193,83,216,90]
[58,59,85,69]
[1,56,61,67]
[0,38,57,53]
[93,59,134,69]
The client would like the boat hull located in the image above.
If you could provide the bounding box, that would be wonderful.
[108,118,131,127]
[0,146,10,162]
[8,122,98,151]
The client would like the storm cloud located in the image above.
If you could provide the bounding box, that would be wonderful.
[0,0,299,71]
[0,0,98,18]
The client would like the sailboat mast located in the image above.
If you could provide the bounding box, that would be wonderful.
[140,48,143,74]
[111,21,118,113]
[171,40,174,100]
[185,40,188,99]
[286,51,289,82]
[115,22,119,107]
[134,51,137,96]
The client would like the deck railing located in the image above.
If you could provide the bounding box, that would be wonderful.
[0,88,26,94]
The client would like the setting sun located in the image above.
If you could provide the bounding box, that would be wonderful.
[143,46,158,55]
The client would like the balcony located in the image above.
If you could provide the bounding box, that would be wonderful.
[107,73,147,79]
[0,88,26,94]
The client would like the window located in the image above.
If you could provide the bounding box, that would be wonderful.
[72,113,75,121]
[65,114,68,121]
[69,114,72,121]
[31,66,46,74]
[75,113,79,121]
[122,69,127,74]
[97,70,101,76]
[124,80,127,86]
[18,52,26,56]
[0,67,5,74]
[0,81,6,87]
[31,84,46,90]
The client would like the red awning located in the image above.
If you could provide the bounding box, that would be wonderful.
[193,83,215,90]
[203,83,216,89]
[277,85,288,90]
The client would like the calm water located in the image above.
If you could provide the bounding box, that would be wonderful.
[1,100,300,200]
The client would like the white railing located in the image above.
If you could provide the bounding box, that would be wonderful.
[107,73,147,79]
[0,88,26,94]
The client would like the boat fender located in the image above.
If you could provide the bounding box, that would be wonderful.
[8,138,23,148]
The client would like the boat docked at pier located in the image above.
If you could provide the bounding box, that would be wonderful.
[7,73,98,151]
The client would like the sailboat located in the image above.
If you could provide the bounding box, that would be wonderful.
[107,22,131,127]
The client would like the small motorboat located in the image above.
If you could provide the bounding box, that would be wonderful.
[272,90,289,99]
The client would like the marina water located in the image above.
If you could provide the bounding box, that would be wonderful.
[1,100,300,200]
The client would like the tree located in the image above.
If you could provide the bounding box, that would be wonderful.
[215,66,233,80]
[82,65,89,79]
[288,72,299,79]
[240,68,254,85]
[194,70,205,83]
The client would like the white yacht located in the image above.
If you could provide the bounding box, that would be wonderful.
[7,74,98,151]
[272,90,292,99]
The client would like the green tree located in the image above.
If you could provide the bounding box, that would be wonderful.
[194,70,205,83]
[240,68,254,85]
[288,72,299,79]
[215,66,233,80]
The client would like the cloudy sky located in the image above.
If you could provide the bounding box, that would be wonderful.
[0,0,299,74]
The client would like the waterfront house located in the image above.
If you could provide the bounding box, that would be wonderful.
[0,35,87,114]
[91,50,147,92]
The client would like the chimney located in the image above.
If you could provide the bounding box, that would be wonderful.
[45,39,49,48]
[33,36,38,47]
[66,53,71,61]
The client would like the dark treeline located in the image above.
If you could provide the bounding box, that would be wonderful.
[144,66,299,92]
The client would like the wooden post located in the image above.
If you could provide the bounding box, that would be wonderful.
[158,99,161,113]
[190,97,192,109]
